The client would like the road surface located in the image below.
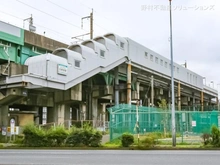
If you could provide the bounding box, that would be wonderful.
[0,150,219,165]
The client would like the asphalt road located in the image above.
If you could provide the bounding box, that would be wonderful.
[0,150,219,165]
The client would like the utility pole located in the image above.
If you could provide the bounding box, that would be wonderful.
[169,0,176,147]
[81,9,93,39]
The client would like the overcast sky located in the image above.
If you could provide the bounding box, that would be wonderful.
[0,0,219,89]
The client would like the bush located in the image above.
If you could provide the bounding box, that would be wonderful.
[211,125,220,147]
[121,133,134,147]
[141,135,157,148]
[201,133,211,145]
[23,124,47,147]
[66,126,102,147]
[47,126,68,147]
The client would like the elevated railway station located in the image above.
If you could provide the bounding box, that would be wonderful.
[0,21,218,129]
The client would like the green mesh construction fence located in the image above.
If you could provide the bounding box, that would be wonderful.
[108,104,220,140]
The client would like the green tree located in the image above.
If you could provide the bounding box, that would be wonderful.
[158,99,168,137]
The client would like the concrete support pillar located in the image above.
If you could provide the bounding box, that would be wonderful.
[127,61,131,105]
[217,97,219,111]
[114,67,119,105]
[57,104,65,125]
[47,107,55,123]
[86,79,93,120]
[201,91,204,111]
[47,104,71,126]
[136,82,140,100]
[151,75,154,106]
[80,103,86,120]
[192,97,196,111]
[0,105,9,126]
[33,107,40,125]
[168,88,171,110]
[178,81,181,111]
[101,103,106,131]
[92,98,98,127]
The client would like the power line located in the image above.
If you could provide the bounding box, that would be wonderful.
[46,0,110,33]
[16,0,85,31]
[0,10,71,42]
[0,10,23,20]
[46,0,82,18]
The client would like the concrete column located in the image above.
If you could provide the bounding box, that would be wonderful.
[151,75,154,106]
[136,82,140,100]
[101,103,106,131]
[47,107,55,123]
[201,91,204,111]
[114,67,119,105]
[92,98,98,127]
[193,97,196,111]
[0,105,9,126]
[168,88,171,110]
[127,61,131,105]
[57,104,65,125]
[33,107,40,125]
[86,79,93,120]
[178,81,181,111]
[80,103,86,120]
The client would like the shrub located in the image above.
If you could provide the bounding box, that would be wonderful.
[121,133,134,147]
[66,126,102,147]
[141,135,157,148]
[23,124,47,147]
[201,133,211,145]
[211,125,220,147]
[47,126,68,147]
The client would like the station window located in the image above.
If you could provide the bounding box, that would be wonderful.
[160,59,163,66]
[75,60,80,68]
[120,42,124,49]
[165,62,168,68]
[145,52,148,59]
[100,50,105,57]
[150,54,153,61]
[155,57,158,64]
[177,67,179,73]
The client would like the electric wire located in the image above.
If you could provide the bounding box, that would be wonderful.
[16,0,86,31]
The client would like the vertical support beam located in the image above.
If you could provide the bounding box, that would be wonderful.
[86,79,93,120]
[216,97,219,111]
[151,75,154,106]
[33,107,40,125]
[47,107,54,123]
[57,104,65,125]
[127,61,131,105]
[114,67,119,105]
[101,103,106,131]
[201,91,204,111]
[136,82,140,100]
[80,103,86,120]
[90,9,93,39]
[0,105,9,126]
[178,81,181,111]
[92,98,98,127]
[168,88,171,110]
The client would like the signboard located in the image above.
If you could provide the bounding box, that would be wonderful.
[57,64,68,75]
[2,126,6,136]
[192,121,196,127]
[10,118,15,134]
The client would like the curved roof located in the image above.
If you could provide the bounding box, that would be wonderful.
[53,48,84,61]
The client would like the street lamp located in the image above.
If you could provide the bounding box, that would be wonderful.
[169,0,176,147]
